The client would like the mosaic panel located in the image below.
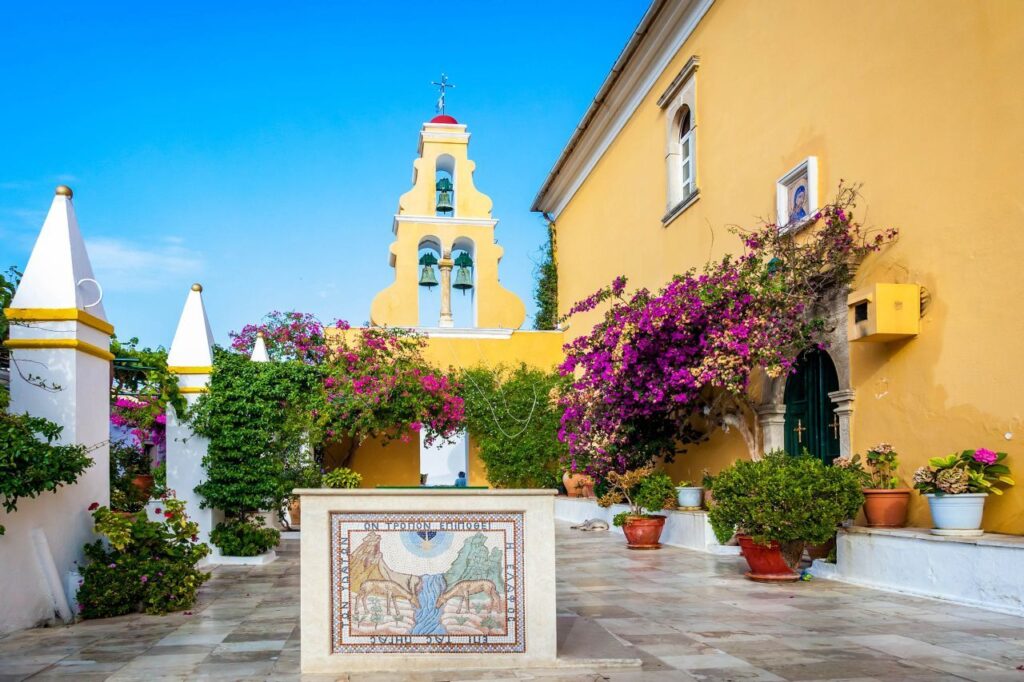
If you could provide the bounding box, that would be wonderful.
[330,511,525,654]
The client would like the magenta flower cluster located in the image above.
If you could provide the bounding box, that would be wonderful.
[110,396,167,451]
[230,311,348,365]
[317,326,464,447]
[558,186,897,481]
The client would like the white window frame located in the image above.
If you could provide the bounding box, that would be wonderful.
[659,56,700,225]
[776,157,818,234]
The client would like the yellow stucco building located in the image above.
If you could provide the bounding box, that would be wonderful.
[331,113,564,488]
[532,0,1024,533]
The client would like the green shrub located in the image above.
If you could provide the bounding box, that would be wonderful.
[598,464,676,517]
[210,518,280,557]
[0,401,92,535]
[633,472,677,514]
[458,364,567,488]
[322,467,362,489]
[78,497,210,618]
[708,451,864,546]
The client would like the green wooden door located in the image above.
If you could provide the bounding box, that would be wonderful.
[783,349,841,464]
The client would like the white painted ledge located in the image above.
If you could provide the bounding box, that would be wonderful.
[818,526,1024,617]
[207,550,277,566]
[554,496,739,555]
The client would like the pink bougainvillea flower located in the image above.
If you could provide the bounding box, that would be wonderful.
[88,502,99,511]
[108,563,116,568]
[140,575,149,583]
[973,448,998,465]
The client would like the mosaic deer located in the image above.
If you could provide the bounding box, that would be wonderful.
[355,579,420,617]
[435,579,502,614]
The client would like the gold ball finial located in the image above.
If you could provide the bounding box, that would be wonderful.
[191,283,203,292]
[55,185,73,198]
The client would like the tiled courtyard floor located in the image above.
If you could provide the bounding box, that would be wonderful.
[2,522,1023,681]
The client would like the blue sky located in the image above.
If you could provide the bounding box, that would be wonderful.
[0,1,647,348]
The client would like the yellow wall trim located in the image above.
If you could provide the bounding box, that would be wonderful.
[178,386,209,394]
[4,338,114,362]
[4,307,114,336]
[168,366,213,375]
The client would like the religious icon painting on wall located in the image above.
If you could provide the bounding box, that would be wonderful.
[776,156,819,232]
[330,512,525,654]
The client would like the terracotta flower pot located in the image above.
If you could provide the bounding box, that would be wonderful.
[288,497,302,528]
[806,536,836,561]
[862,488,912,528]
[736,534,801,582]
[131,474,154,500]
[562,471,594,498]
[622,515,666,549]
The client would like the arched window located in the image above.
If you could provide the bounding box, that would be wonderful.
[450,236,476,328]
[678,106,696,201]
[435,155,455,217]
[417,237,442,327]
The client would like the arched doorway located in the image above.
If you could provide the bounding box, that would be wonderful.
[783,349,840,464]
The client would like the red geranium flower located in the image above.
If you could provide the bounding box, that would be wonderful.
[88,502,99,511]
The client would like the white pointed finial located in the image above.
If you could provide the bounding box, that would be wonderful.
[250,331,270,362]
[10,187,107,318]
[168,283,215,368]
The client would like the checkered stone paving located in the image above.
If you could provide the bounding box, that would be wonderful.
[2,522,1023,680]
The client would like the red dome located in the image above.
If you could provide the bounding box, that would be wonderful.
[429,114,458,124]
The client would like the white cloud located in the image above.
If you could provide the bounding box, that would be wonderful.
[86,236,204,292]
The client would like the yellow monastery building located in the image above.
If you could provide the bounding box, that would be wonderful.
[532,0,1024,533]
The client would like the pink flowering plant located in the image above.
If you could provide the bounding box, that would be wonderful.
[913,448,1014,495]
[559,184,897,481]
[315,325,465,465]
[78,495,210,618]
[230,311,343,365]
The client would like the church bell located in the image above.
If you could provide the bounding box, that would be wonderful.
[418,252,439,288]
[452,252,474,293]
[436,177,454,215]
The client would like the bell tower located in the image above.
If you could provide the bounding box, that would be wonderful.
[370,112,526,329]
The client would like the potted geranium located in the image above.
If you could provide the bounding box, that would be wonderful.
[598,465,676,549]
[709,452,863,581]
[674,479,703,509]
[836,443,911,527]
[913,448,1014,535]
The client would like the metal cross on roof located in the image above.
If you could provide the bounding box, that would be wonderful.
[431,73,455,115]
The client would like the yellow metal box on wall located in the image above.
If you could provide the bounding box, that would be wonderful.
[847,283,921,342]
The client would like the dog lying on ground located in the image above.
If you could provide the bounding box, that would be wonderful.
[570,518,609,531]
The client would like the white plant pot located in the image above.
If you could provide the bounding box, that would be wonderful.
[924,492,987,536]
[676,486,704,509]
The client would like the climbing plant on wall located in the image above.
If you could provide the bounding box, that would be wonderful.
[459,364,567,488]
[559,183,898,483]
[532,220,559,331]
[190,349,322,525]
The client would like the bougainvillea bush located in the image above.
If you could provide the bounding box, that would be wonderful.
[230,311,339,365]
[78,497,210,618]
[315,325,465,463]
[559,184,896,481]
